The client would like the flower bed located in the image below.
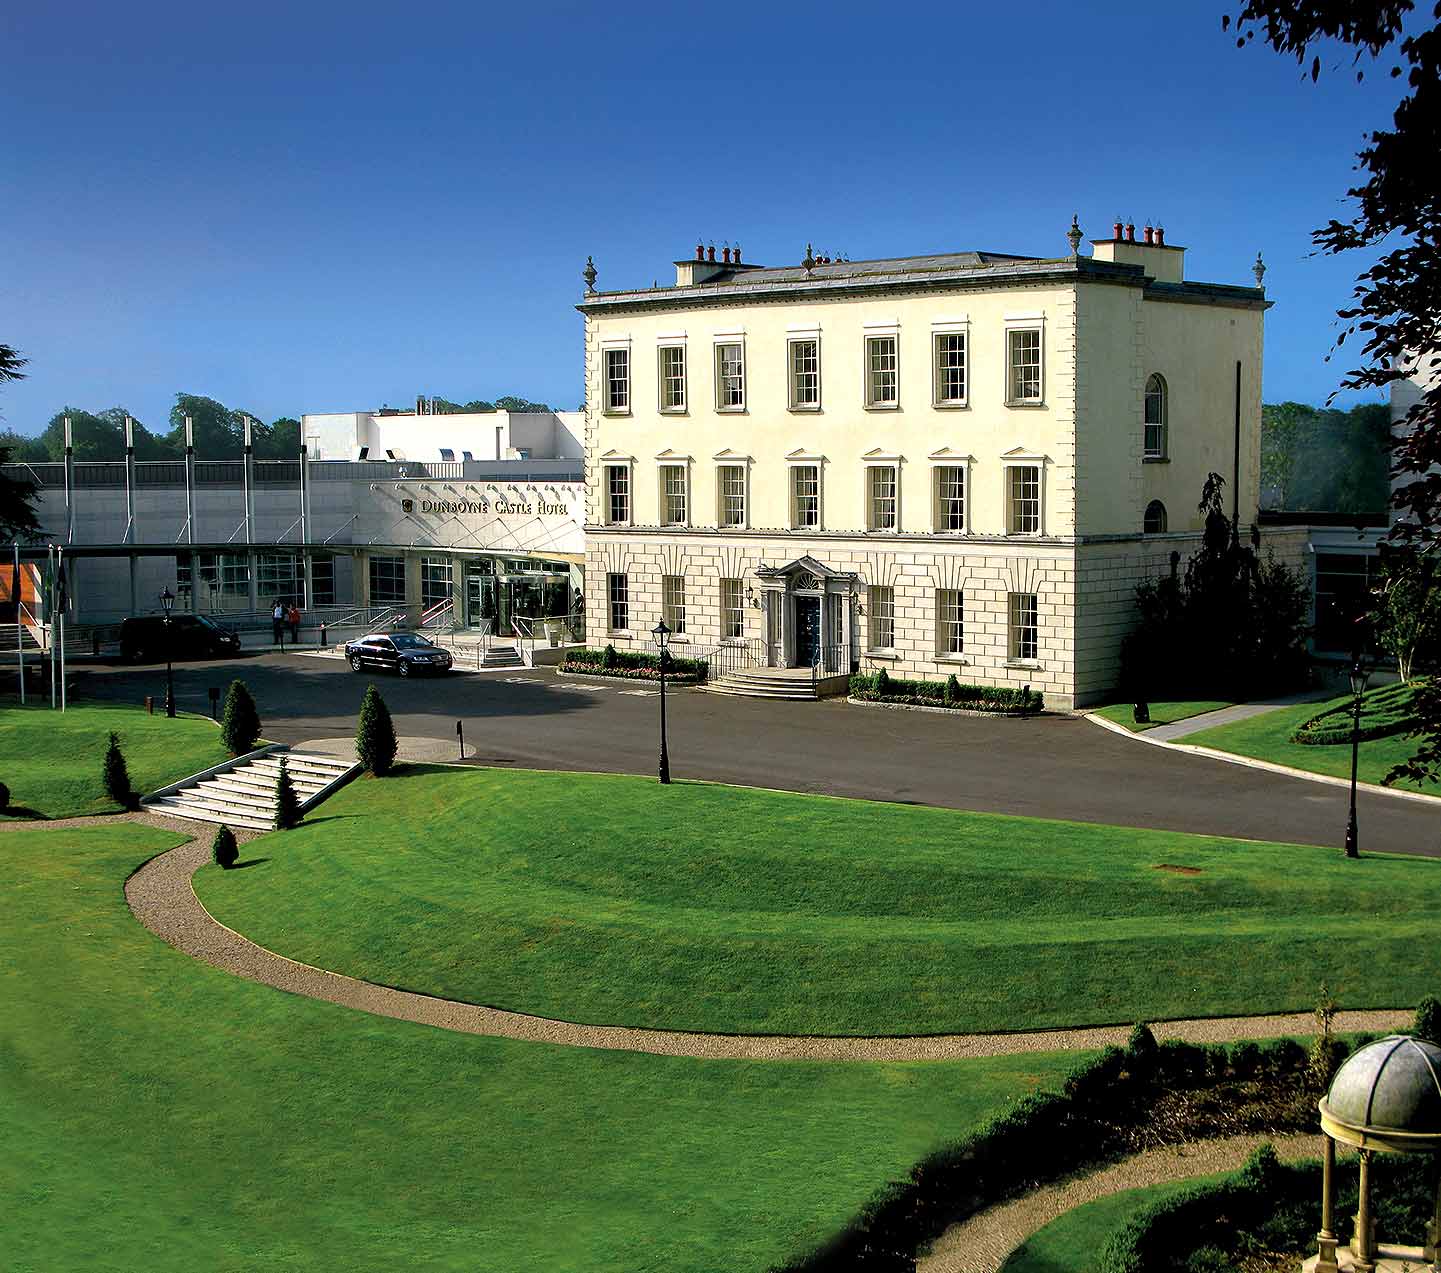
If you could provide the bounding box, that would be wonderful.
[1290,679,1422,746]
[849,670,1043,715]
[560,646,708,684]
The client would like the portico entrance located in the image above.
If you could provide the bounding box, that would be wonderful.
[753,555,859,675]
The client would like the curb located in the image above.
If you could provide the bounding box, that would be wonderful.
[1082,711,1441,807]
[846,696,1050,720]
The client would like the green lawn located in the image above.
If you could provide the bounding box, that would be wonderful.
[195,766,1441,1037]
[999,1174,1229,1273]
[0,702,231,818]
[1184,692,1436,795]
[1092,700,1232,732]
[0,823,1074,1273]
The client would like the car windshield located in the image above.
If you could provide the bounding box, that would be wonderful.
[196,615,226,632]
[389,633,433,649]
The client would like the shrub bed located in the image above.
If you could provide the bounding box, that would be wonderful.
[1291,680,1423,746]
[772,1028,1364,1272]
[1098,1144,1433,1273]
[849,671,1043,715]
[561,645,708,684]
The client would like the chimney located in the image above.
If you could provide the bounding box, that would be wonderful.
[707,243,716,262]
[722,245,731,264]
[416,394,425,415]
[1090,218,1184,283]
[734,244,742,264]
[695,242,705,261]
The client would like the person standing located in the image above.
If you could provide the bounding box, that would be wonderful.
[287,601,301,644]
[272,599,285,645]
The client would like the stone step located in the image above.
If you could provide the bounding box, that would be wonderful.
[204,773,328,800]
[703,681,819,701]
[247,756,352,780]
[186,783,282,816]
[148,795,276,832]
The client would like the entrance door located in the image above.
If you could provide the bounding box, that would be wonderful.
[794,595,820,667]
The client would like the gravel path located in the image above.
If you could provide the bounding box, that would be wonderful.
[108,827,1409,1061]
[917,1132,1324,1273]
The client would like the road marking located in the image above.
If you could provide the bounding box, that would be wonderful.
[618,689,657,697]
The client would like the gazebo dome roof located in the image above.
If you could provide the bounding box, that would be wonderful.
[1321,1035,1441,1150]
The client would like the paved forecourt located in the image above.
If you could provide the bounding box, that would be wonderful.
[69,653,1441,856]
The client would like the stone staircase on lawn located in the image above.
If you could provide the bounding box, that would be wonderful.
[144,747,359,831]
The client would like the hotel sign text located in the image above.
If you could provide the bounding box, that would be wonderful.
[416,498,568,517]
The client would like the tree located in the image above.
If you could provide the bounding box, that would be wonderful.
[212,824,239,869]
[1260,401,1314,509]
[31,407,171,461]
[0,345,41,540]
[103,731,135,810]
[220,680,262,755]
[356,684,397,776]
[1386,674,1441,788]
[253,417,300,459]
[165,393,249,458]
[1374,549,1441,681]
[274,756,302,829]
[494,395,554,413]
[1226,3,1441,544]
[0,428,49,463]
[1414,996,1441,1045]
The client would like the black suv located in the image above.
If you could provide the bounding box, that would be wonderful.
[345,631,454,677]
[119,613,242,662]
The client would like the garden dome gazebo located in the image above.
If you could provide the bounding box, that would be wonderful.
[1308,1035,1441,1273]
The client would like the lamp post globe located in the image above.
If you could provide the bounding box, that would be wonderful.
[1344,658,1370,859]
[652,618,671,785]
[160,587,177,719]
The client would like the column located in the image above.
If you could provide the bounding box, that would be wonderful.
[299,440,314,611]
[1316,1135,1339,1273]
[1352,1149,1375,1271]
[62,417,74,545]
[184,417,197,612]
[242,417,258,614]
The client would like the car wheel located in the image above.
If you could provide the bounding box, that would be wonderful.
[349,654,364,672]
[398,661,411,678]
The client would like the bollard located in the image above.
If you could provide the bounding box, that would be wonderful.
[456,719,464,760]
[145,695,154,715]
[208,686,220,720]
[92,632,100,657]
[320,623,328,648]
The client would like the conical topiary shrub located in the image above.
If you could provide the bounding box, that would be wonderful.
[103,731,135,810]
[220,680,262,756]
[945,673,961,706]
[212,823,239,869]
[275,756,302,829]
[0,780,9,812]
[356,684,397,776]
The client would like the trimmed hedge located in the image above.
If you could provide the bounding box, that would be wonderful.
[849,672,1043,715]
[1291,679,1422,746]
[562,646,709,683]
[1098,1144,1434,1273]
[771,1028,1358,1273]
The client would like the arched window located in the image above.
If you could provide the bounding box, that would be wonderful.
[1144,500,1168,534]
[1143,374,1167,459]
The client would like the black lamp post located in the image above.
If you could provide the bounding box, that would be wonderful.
[652,618,671,785]
[1344,657,1370,858]
[160,586,177,719]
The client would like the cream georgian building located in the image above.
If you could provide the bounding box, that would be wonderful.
[578,221,1284,709]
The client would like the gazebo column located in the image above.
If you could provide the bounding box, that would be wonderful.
[1428,1169,1441,1271]
[1351,1149,1376,1271]
[1315,1134,1339,1273]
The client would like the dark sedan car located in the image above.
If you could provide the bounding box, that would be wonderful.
[345,631,454,677]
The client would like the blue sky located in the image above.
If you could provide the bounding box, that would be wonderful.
[0,0,1403,435]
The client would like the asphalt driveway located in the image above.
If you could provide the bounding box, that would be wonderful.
[65,652,1441,857]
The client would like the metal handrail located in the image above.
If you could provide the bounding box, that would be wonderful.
[419,598,455,629]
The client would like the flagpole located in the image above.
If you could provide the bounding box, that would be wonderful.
[13,543,23,705]
[58,546,66,712]
[48,544,56,710]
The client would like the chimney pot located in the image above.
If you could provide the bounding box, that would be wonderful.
[1125,221,1135,242]
[1143,224,1154,244]
[707,244,716,262]
[1155,225,1165,246]
[734,244,742,264]
[722,245,731,263]
[695,242,705,261]
[1112,220,1124,239]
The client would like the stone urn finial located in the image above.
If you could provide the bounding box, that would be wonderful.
[582,255,598,295]
[1252,252,1266,288]
[1066,214,1083,256]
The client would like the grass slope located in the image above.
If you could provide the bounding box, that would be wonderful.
[1184,692,1434,794]
[1092,700,1232,732]
[1,823,1072,1273]
[0,703,231,818]
[196,766,1441,1037]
